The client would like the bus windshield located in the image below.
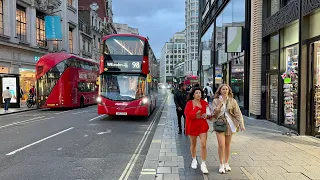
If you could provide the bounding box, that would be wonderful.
[104,36,145,55]
[100,74,146,101]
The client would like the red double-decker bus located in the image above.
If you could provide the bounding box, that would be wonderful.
[97,34,158,116]
[36,53,99,108]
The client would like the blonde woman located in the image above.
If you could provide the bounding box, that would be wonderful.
[210,84,245,174]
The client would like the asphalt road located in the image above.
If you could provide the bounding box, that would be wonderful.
[0,89,168,180]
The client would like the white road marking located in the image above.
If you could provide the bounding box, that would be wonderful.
[89,115,105,121]
[96,130,111,135]
[57,148,62,151]
[0,116,45,129]
[55,110,72,115]
[6,127,74,156]
[13,117,54,126]
[119,95,167,180]
[72,110,89,115]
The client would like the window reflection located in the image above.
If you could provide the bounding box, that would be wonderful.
[200,23,214,86]
[69,29,73,53]
[36,14,46,47]
[16,6,27,42]
[104,36,144,55]
[270,0,280,16]
[100,74,146,101]
[213,0,246,107]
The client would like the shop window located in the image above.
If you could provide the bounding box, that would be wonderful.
[0,0,3,34]
[36,14,46,47]
[282,44,299,129]
[313,41,320,133]
[69,28,73,53]
[16,6,27,42]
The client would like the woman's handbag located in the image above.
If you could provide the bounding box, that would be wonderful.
[213,100,228,132]
[213,120,227,132]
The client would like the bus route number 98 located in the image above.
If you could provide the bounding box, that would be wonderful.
[132,62,140,69]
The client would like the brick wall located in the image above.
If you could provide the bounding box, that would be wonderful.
[249,0,263,116]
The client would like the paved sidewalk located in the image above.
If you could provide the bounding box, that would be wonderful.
[139,95,320,180]
[0,103,37,116]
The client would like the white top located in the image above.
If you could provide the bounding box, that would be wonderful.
[204,86,214,96]
[2,89,12,99]
[221,101,237,133]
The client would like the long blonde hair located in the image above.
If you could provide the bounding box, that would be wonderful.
[213,84,234,99]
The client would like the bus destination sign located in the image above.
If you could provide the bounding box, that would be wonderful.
[105,60,142,72]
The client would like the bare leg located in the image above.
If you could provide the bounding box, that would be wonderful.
[216,132,226,164]
[199,133,208,162]
[189,136,197,158]
[225,135,232,163]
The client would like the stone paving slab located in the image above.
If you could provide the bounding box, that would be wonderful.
[139,94,320,180]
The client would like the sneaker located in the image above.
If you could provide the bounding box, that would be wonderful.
[225,163,231,171]
[219,164,226,174]
[191,159,197,169]
[201,163,208,174]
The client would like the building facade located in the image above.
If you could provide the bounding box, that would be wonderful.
[78,0,116,36]
[261,0,320,137]
[113,23,139,35]
[185,0,199,76]
[198,0,251,115]
[160,31,186,84]
[78,9,104,62]
[0,0,79,96]
[173,62,185,83]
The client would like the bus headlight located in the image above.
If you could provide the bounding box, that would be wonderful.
[142,97,148,105]
[96,96,102,103]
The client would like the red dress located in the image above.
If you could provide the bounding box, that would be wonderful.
[184,100,209,136]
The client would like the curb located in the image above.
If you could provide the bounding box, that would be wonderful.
[0,108,39,116]
[138,94,170,180]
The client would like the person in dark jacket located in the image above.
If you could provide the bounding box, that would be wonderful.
[174,83,187,134]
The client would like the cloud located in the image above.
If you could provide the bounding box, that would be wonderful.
[113,0,185,58]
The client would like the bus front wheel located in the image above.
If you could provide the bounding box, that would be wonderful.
[80,97,84,108]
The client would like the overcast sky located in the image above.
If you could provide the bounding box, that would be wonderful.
[113,0,185,59]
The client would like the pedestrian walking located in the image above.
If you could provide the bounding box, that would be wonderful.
[2,87,12,112]
[204,83,214,103]
[174,83,187,134]
[184,87,209,174]
[210,84,245,174]
[232,85,241,102]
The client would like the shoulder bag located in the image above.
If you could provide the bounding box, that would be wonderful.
[213,100,228,132]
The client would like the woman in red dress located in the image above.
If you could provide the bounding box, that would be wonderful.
[184,87,209,174]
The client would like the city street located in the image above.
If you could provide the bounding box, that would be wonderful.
[139,94,320,180]
[0,90,168,180]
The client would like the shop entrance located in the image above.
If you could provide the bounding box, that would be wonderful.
[310,41,320,137]
[266,73,279,122]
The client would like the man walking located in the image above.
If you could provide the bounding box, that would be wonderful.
[174,83,187,134]
[204,83,214,102]
[2,87,12,112]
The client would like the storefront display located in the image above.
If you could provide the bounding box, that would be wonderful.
[269,74,278,122]
[313,42,320,133]
[19,68,36,100]
[282,45,299,127]
[2,77,17,103]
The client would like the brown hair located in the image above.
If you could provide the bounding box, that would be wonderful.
[187,87,204,101]
[213,84,234,99]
